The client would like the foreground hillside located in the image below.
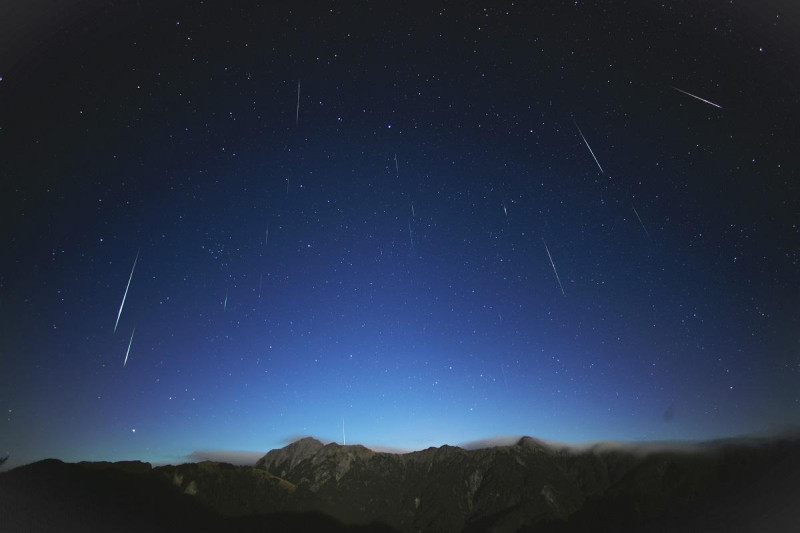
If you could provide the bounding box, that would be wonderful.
[1,436,799,532]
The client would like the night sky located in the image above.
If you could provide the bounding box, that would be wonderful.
[2,1,799,469]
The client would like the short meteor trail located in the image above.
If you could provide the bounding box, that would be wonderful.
[123,328,135,367]
[295,80,300,125]
[573,120,604,174]
[223,289,228,312]
[408,221,414,248]
[394,153,399,178]
[632,203,652,241]
[265,225,269,246]
[671,86,722,109]
[411,202,416,218]
[114,250,139,334]
[542,238,566,297]
[503,202,508,218]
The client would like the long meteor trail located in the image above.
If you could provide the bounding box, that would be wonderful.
[114,250,139,333]
[573,120,604,174]
[123,328,135,367]
[632,203,652,241]
[671,86,722,109]
[500,362,509,391]
[295,80,301,125]
[542,238,566,297]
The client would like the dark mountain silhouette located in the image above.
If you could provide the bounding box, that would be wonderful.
[2,435,799,532]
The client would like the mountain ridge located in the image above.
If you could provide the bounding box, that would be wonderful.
[2,434,799,532]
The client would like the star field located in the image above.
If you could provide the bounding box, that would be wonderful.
[1,0,798,468]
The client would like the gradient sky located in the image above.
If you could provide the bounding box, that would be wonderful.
[1,0,799,469]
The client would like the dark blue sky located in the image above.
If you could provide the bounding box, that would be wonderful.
[1,0,798,469]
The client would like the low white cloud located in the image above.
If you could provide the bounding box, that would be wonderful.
[459,435,759,456]
[186,450,266,465]
[183,426,800,466]
[459,436,527,450]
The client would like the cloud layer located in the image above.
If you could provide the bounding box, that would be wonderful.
[183,427,800,466]
[185,450,266,465]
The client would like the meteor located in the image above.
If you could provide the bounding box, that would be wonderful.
[114,250,139,334]
[573,120,604,174]
[542,238,566,297]
[671,86,722,109]
[123,328,135,367]
[295,80,301,125]
[632,203,652,241]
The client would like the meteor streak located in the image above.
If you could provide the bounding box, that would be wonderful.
[671,86,722,109]
[295,80,300,125]
[123,328,135,367]
[114,250,139,334]
[543,238,566,297]
[573,120,604,174]
[632,203,652,241]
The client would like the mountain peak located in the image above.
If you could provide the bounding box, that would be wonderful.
[515,436,550,451]
[291,436,324,447]
[255,437,324,472]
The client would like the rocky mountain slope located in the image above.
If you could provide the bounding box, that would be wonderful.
[251,435,800,532]
[2,435,799,532]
